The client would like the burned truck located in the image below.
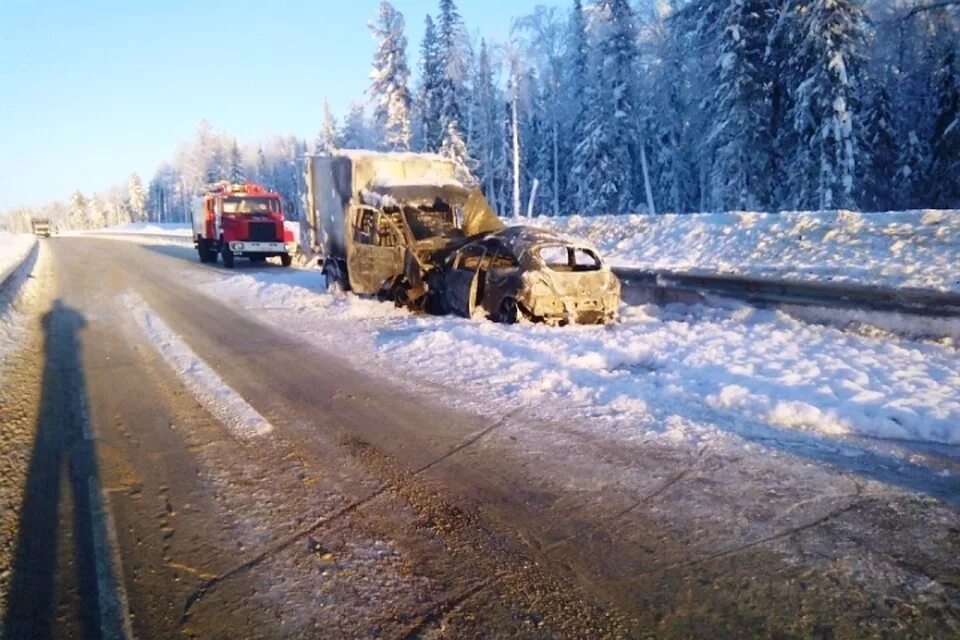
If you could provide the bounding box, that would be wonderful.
[302,150,620,325]
[302,151,502,295]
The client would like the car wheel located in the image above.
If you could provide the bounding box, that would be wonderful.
[496,297,520,324]
[280,254,292,267]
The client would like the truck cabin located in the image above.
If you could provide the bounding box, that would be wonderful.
[359,182,472,248]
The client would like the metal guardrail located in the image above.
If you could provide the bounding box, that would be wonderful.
[0,239,39,291]
[614,267,960,318]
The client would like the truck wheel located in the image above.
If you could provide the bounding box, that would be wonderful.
[221,245,235,269]
[197,239,211,263]
[280,254,292,267]
[322,259,347,291]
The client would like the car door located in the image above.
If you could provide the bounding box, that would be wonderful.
[443,245,485,318]
[346,207,404,294]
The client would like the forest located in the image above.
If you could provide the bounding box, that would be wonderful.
[3,0,959,233]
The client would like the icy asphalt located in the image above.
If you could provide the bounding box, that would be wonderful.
[0,237,957,638]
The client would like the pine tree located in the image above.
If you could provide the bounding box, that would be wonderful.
[128,172,146,222]
[703,0,775,211]
[369,2,413,151]
[859,83,898,211]
[470,39,505,210]
[417,16,444,151]
[929,45,960,207]
[314,99,339,154]
[561,0,589,214]
[229,139,245,183]
[339,101,372,148]
[256,146,270,185]
[69,191,88,229]
[570,0,640,214]
[437,0,468,134]
[441,120,476,187]
[779,0,869,210]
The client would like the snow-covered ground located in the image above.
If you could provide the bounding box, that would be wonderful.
[191,267,960,458]
[521,209,960,293]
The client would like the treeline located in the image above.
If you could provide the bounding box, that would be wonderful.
[4,0,959,232]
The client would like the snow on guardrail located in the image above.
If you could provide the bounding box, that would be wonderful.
[519,209,960,294]
[0,233,37,289]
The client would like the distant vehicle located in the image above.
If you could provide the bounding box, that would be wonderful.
[302,151,502,295]
[31,218,51,238]
[425,227,621,325]
[191,182,294,268]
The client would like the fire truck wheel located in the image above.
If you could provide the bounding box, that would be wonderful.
[221,246,235,269]
[197,239,214,263]
[280,254,292,267]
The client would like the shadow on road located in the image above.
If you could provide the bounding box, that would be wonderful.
[2,300,117,640]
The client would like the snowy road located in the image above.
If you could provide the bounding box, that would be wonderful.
[0,237,957,638]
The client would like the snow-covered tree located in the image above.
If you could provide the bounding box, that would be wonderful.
[929,45,960,207]
[417,15,444,151]
[339,101,373,148]
[703,0,775,211]
[69,191,88,229]
[437,0,469,135]
[778,0,869,210]
[441,119,476,187]
[369,2,413,151]
[228,139,245,183]
[128,172,146,222]
[469,39,506,211]
[859,83,898,211]
[314,99,339,154]
[570,0,640,215]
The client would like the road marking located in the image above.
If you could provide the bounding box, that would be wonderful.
[122,291,274,439]
[88,477,135,640]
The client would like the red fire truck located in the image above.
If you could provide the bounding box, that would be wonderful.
[191,182,295,268]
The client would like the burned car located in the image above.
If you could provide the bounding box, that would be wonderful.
[424,226,621,326]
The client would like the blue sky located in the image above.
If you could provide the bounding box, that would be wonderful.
[0,0,563,210]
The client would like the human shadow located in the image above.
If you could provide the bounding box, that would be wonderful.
[2,300,112,639]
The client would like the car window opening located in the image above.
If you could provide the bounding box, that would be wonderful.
[539,246,602,272]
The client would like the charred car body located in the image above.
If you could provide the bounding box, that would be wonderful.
[302,151,620,325]
[425,226,620,325]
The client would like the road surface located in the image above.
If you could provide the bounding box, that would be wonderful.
[1,237,958,639]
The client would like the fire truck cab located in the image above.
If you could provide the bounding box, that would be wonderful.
[191,182,295,268]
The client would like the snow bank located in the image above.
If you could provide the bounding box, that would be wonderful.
[0,233,37,286]
[521,210,960,293]
[200,270,960,447]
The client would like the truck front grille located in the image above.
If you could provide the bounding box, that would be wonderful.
[247,222,279,242]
